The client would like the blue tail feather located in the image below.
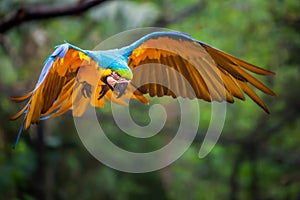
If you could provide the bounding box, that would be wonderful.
[13,116,26,149]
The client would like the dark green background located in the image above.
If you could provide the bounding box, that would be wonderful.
[0,0,299,199]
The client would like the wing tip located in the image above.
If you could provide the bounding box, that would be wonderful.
[261,104,271,114]
[258,68,276,76]
[267,90,277,97]
[10,92,33,102]
[251,94,272,114]
[267,70,276,76]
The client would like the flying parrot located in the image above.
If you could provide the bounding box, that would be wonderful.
[11,31,276,147]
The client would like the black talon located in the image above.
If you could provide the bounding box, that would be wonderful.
[98,85,109,100]
[114,82,128,98]
[81,81,92,98]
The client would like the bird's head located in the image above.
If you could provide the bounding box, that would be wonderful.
[102,69,132,98]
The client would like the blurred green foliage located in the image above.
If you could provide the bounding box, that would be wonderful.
[1,0,300,199]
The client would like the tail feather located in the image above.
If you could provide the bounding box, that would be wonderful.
[12,111,27,149]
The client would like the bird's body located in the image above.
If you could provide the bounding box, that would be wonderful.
[11,31,276,147]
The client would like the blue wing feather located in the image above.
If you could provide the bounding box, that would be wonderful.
[13,113,27,148]
[13,43,88,148]
[122,31,194,53]
[36,44,69,89]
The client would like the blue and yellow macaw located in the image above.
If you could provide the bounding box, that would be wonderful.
[11,31,276,147]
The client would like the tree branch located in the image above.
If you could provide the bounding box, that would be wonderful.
[0,0,108,33]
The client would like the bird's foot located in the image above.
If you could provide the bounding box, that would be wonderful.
[104,71,130,98]
[98,85,109,100]
[81,81,92,98]
[114,81,129,98]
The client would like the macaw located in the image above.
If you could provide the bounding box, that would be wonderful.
[11,31,276,147]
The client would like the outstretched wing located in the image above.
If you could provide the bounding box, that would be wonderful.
[10,43,125,147]
[126,32,276,112]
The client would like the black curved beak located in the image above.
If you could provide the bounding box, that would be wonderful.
[114,81,129,98]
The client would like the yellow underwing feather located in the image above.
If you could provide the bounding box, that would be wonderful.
[128,35,275,113]
[11,48,108,130]
[10,101,30,120]
[218,68,245,100]
[11,92,33,102]
[237,80,270,113]
[41,78,76,117]
[203,44,275,75]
